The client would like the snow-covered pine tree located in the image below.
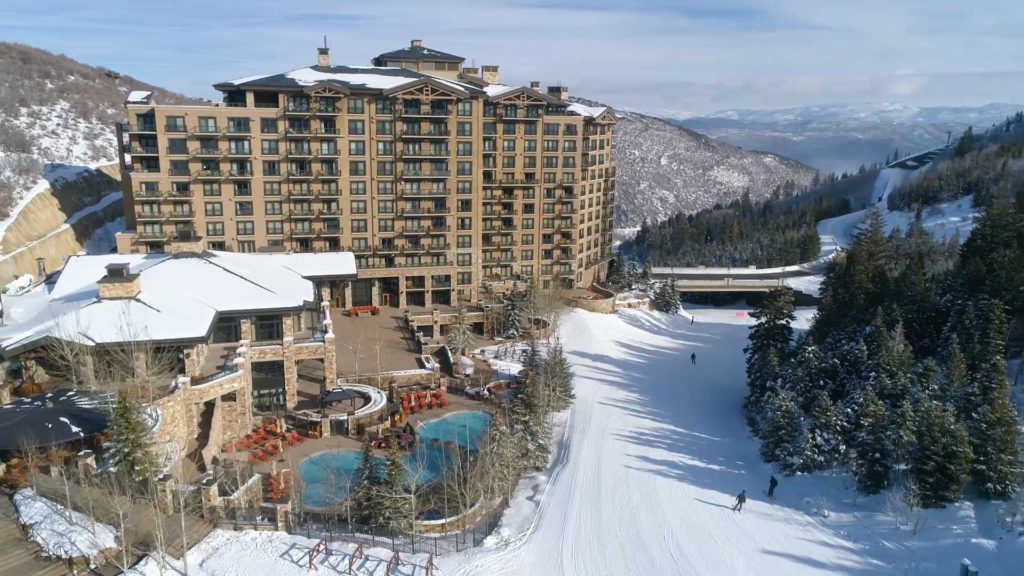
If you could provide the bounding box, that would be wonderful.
[376,443,413,534]
[910,401,972,507]
[652,280,681,314]
[967,301,1021,499]
[850,388,893,494]
[503,291,525,339]
[939,335,970,414]
[758,388,806,475]
[485,411,522,501]
[544,339,575,412]
[512,367,551,471]
[351,439,379,525]
[803,393,846,472]
[106,392,154,482]
[446,304,474,361]
[744,287,796,433]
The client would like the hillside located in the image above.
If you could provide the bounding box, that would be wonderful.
[608,108,816,227]
[679,102,1024,174]
[0,42,200,220]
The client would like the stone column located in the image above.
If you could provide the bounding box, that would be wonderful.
[184,344,203,379]
[424,274,433,307]
[156,473,176,516]
[199,474,221,519]
[236,342,254,431]
[282,315,298,409]
[323,305,337,395]
[0,381,12,405]
[240,317,253,341]
[371,280,381,307]
[343,281,353,310]
[76,450,96,483]
[274,502,292,532]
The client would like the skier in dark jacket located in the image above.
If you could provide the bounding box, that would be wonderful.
[768,475,778,498]
[732,489,746,512]
[690,352,697,365]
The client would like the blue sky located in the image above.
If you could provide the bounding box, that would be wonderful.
[2,0,1022,116]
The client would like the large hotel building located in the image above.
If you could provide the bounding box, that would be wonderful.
[115,40,616,306]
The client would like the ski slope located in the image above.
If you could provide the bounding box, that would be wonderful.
[443,309,1022,575]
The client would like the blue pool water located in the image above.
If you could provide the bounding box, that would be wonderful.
[299,411,492,508]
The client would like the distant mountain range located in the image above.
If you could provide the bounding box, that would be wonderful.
[676,102,1024,174]
[601,105,816,227]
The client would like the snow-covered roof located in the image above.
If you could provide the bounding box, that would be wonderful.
[568,102,610,119]
[483,84,518,98]
[0,251,356,352]
[217,65,483,96]
[126,90,153,104]
[373,44,464,63]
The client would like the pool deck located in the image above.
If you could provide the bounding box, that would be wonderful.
[252,392,490,475]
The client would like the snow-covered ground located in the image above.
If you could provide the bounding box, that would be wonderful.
[13,489,118,567]
[125,308,1021,575]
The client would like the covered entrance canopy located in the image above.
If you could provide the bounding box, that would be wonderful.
[0,389,113,451]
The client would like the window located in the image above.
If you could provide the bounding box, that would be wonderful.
[347,98,365,114]
[206,222,224,236]
[197,117,218,133]
[349,181,366,196]
[377,200,394,213]
[543,123,559,136]
[377,141,394,156]
[457,122,472,136]
[262,161,280,176]
[375,98,393,114]
[457,272,472,285]
[203,182,221,196]
[234,181,252,195]
[236,221,254,235]
[266,221,284,235]
[502,140,515,152]
[260,118,278,134]
[352,237,368,250]
[524,156,537,168]
[264,182,281,196]
[165,116,186,132]
[562,156,576,168]
[320,140,338,156]
[563,141,577,153]
[457,235,472,248]
[227,117,250,133]
[457,253,472,266]
[208,241,226,251]
[377,161,394,176]
[457,101,472,116]
[347,120,365,135]
[349,140,365,155]
[235,202,253,216]
[522,233,535,245]
[265,201,282,215]
[524,140,537,152]
[502,156,516,169]
[523,218,535,230]
[349,161,366,176]
[261,140,279,155]
[238,241,256,253]
[167,138,187,154]
[457,142,472,156]
[457,161,472,176]
[351,219,368,233]
[457,181,472,195]
[543,140,559,152]
[350,200,367,214]
[544,156,559,168]
[376,120,393,135]
[204,202,223,216]
[317,97,337,113]
[378,219,394,232]
[457,217,472,231]
[377,181,394,195]
[521,249,534,261]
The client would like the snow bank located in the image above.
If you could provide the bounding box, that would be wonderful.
[13,489,118,566]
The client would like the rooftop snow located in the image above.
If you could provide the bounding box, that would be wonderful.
[568,102,609,118]
[484,84,518,98]
[125,90,152,104]
[220,65,482,95]
[0,251,356,351]
[285,67,420,90]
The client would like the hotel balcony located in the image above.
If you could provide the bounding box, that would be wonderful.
[400,188,450,197]
[399,169,451,179]
[400,106,451,118]
[397,149,451,159]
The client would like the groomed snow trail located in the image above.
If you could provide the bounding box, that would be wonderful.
[445,309,887,575]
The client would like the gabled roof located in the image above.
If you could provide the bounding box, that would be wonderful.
[0,251,356,353]
[483,85,566,106]
[214,65,483,96]
[373,45,464,64]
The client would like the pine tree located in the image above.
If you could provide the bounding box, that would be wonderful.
[850,388,893,494]
[652,280,681,314]
[910,402,972,507]
[967,302,1021,499]
[758,388,806,475]
[512,367,551,471]
[803,394,846,472]
[544,339,575,411]
[744,288,795,432]
[446,304,474,361]
[351,440,379,525]
[503,291,525,339]
[485,412,521,500]
[376,443,412,534]
[940,335,970,413]
[106,392,154,481]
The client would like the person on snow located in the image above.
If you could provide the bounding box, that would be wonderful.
[732,489,747,512]
[690,352,697,365]
[768,475,778,498]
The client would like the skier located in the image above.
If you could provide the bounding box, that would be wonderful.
[732,489,746,512]
[690,315,695,325]
[768,475,778,498]
[690,352,697,365]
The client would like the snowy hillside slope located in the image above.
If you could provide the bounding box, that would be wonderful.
[611,109,816,227]
[0,42,199,222]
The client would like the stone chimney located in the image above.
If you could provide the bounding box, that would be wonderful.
[547,85,569,101]
[317,47,330,67]
[411,39,423,48]
[529,81,541,90]
[97,263,141,300]
[482,65,500,84]
[462,67,480,79]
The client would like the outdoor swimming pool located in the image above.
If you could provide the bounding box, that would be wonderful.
[299,410,493,508]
